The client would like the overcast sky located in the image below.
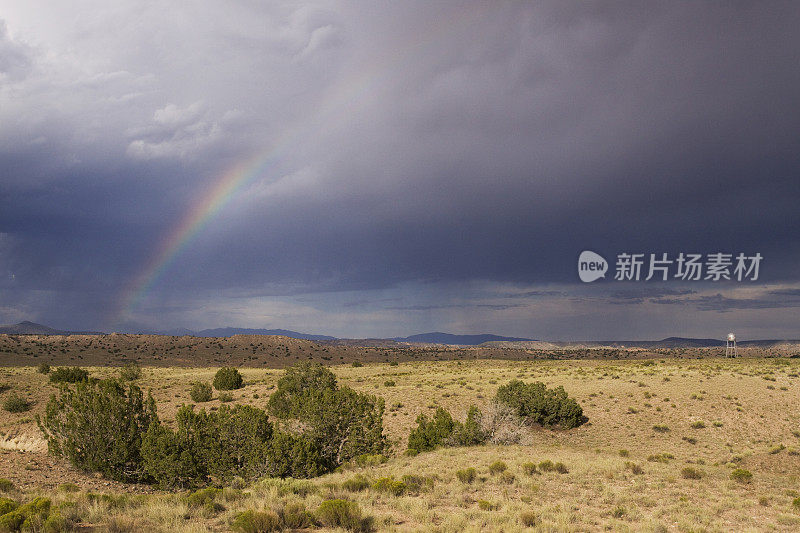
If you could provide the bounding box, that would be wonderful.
[1,1,799,339]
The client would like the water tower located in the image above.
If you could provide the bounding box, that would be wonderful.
[726,332,737,358]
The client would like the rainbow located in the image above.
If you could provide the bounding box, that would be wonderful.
[116,6,486,326]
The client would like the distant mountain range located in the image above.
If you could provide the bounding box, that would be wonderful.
[0,321,796,348]
[0,321,103,335]
[392,332,535,345]
[156,327,336,341]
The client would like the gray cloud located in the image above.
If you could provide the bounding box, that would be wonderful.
[0,2,799,337]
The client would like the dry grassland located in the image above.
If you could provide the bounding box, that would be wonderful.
[1,357,800,531]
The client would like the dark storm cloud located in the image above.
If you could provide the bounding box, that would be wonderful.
[1,1,799,336]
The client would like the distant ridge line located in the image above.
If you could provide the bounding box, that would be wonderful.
[0,322,796,348]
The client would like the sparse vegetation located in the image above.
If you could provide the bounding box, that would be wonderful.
[315,499,373,532]
[520,510,538,527]
[219,392,234,402]
[1,354,800,531]
[119,362,141,381]
[488,460,507,474]
[48,367,88,384]
[342,474,370,492]
[681,466,703,479]
[456,467,477,484]
[3,393,30,413]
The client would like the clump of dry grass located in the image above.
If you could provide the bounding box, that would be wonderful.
[488,460,507,474]
[681,466,703,479]
[519,510,538,527]
[455,468,477,484]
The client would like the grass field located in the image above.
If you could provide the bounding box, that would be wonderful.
[2,357,800,531]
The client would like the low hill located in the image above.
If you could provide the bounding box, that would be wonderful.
[393,332,535,345]
[0,321,102,335]
[190,327,336,341]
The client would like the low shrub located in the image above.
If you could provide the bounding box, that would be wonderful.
[262,429,327,480]
[43,512,67,532]
[400,474,434,494]
[342,475,370,492]
[481,401,527,445]
[681,467,703,479]
[315,499,373,532]
[554,462,569,474]
[48,367,88,384]
[0,497,51,532]
[647,453,674,463]
[190,382,213,403]
[213,367,243,391]
[383,380,395,387]
[730,468,753,483]
[256,478,317,497]
[276,502,314,529]
[351,361,363,368]
[0,478,15,492]
[186,487,221,508]
[219,392,234,403]
[119,363,142,381]
[769,444,785,454]
[0,497,18,515]
[58,483,79,493]
[522,462,538,475]
[520,510,538,527]
[690,420,706,429]
[538,460,554,472]
[488,460,507,474]
[625,462,643,475]
[456,467,477,484]
[141,404,289,488]
[38,379,157,483]
[372,476,406,496]
[450,406,487,446]
[478,500,499,511]
[349,454,388,468]
[3,393,30,413]
[232,509,282,533]
[37,363,51,375]
[652,425,670,433]
[407,405,487,453]
[495,380,584,428]
[268,363,388,468]
[499,471,515,484]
